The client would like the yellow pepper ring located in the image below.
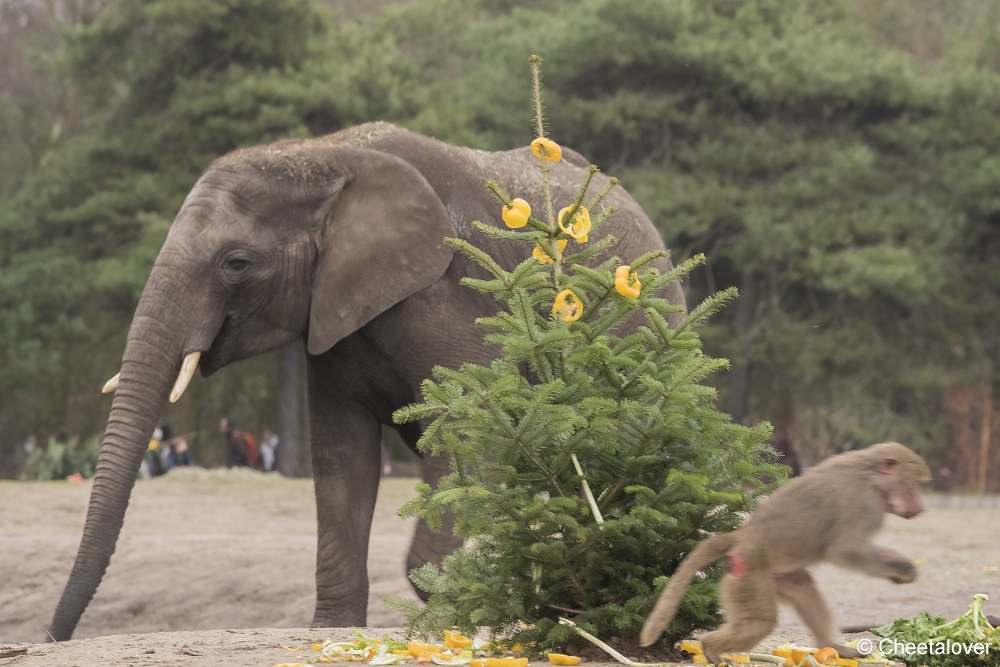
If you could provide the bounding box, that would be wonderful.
[547,654,582,666]
[502,198,531,229]
[533,239,567,264]
[530,137,563,163]
[557,205,591,243]
[614,265,641,298]
[553,289,583,322]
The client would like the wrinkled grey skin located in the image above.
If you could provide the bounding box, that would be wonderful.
[48,122,686,640]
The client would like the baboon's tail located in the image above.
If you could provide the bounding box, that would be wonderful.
[639,534,737,646]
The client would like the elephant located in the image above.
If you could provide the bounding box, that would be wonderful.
[48,121,687,640]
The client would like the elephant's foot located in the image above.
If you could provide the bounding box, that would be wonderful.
[311,602,368,628]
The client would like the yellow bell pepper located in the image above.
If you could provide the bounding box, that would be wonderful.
[530,137,562,162]
[770,647,819,666]
[680,640,703,655]
[443,631,474,649]
[546,653,582,665]
[553,289,583,322]
[814,647,839,665]
[836,659,858,667]
[792,648,813,665]
[408,643,444,659]
[485,659,528,667]
[773,647,795,664]
[557,205,591,242]
[502,198,531,229]
[533,239,567,264]
[614,265,641,298]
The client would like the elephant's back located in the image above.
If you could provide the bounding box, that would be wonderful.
[491,146,666,250]
[330,124,676,295]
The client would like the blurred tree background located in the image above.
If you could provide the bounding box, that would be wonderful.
[2,0,999,490]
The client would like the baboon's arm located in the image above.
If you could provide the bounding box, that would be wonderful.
[827,543,916,583]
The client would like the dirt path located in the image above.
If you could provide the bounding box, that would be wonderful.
[0,469,420,643]
[1,471,998,665]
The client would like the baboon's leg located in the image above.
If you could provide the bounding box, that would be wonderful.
[700,571,777,664]
[775,570,861,659]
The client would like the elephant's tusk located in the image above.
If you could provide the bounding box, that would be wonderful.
[101,372,121,394]
[169,351,201,403]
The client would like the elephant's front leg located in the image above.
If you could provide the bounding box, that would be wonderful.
[309,394,382,627]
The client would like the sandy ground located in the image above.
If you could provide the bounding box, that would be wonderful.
[0,469,420,643]
[1,470,998,665]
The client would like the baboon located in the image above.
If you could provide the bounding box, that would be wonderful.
[640,442,930,664]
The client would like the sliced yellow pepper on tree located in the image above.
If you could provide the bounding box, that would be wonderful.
[557,205,591,242]
[553,289,583,322]
[502,199,531,229]
[614,265,641,298]
[530,137,562,163]
[533,239,567,264]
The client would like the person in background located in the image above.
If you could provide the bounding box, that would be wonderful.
[160,424,176,470]
[260,428,278,473]
[174,437,193,467]
[219,418,261,469]
[142,425,167,478]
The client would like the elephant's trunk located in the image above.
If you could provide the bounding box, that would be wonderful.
[48,272,191,641]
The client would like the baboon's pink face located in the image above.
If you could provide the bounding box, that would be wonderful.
[888,486,924,519]
[880,456,929,519]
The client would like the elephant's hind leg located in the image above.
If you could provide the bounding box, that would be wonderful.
[309,392,383,628]
[400,428,463,601]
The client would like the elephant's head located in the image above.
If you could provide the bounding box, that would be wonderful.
[49,140,455,640]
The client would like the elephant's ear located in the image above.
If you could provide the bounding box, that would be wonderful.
[307,147,456,355]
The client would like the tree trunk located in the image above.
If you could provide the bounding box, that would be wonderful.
[277,340,306,477]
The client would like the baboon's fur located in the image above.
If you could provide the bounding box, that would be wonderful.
[640,442,930,664]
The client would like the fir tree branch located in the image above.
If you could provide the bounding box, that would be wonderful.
[472,220,547,242]
[561,165,598,228]
[512,287,553,383]
[485,180,512,205]
[475,382,566,498]
[444,237,510,281]
[585,177,620,211]
[545,603,585,615]
[529,56,557,235]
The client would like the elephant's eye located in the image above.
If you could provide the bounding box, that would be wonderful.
[226,258,251,273]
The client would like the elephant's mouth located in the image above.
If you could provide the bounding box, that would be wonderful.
[198,315,234,377]
[198,313,299,377]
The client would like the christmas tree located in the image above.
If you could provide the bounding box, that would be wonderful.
[389,56,784,649]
